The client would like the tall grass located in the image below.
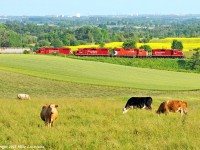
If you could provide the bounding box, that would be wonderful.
[0,54,200,149]
[0,98,200,149]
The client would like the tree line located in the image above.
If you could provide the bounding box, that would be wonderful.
[0,15,200,50]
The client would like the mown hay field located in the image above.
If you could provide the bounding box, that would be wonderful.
[0,54,200,149]
[0,54,199,91]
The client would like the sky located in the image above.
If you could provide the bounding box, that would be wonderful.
[0,0,199,16]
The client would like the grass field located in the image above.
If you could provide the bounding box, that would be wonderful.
[0,54,200,91]
[0,54,200,149]
[67,56,199,73]
[1,98,200,149]
[69,38,200,52]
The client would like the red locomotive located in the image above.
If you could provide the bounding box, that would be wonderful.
[36,47,71,55]
[152,49,184,58]
[73,48,109,56]
[113,48,148,57]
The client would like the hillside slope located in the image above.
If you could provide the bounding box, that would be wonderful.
[0,54,199,90]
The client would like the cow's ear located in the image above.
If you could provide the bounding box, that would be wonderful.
[55,104,58,108]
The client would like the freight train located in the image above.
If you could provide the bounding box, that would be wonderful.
[36,47,184,58]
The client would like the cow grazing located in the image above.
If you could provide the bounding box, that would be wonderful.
[123,97,153,114]
[17,94,30,100]
[40,104,58,127]
[156,100,187,116]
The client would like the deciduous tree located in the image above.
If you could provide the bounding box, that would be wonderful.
[171,40,183,51]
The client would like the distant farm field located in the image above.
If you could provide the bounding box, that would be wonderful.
[69,38,200,51]
[0,54,200,149]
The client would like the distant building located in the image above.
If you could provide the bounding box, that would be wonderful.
[0,48,31,54]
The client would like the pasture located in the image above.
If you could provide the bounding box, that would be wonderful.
[0,54,200,149]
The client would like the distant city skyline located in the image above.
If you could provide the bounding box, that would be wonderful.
[0,0,199,16]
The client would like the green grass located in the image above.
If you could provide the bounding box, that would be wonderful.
[67,56,198,73]
[0,54,200,91]
[0,54,200,149]
[0,98,200,149]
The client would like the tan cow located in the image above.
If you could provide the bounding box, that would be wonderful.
[40,104,58,127]
[156,100,187,116]
[17,94,30,100]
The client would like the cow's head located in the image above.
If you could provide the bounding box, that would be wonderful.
[146,105,152,110]
[47,104,58,114]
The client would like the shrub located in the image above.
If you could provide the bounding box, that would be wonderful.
[23,50,30,54]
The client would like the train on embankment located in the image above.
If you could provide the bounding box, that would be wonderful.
[35,47,184,58]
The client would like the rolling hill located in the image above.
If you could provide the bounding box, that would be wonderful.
[0,54,199,91]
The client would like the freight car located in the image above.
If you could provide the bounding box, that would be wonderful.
[152,49,184,58]
[112,48,148,58]
[36,47,71,55]
[73,48,110,56]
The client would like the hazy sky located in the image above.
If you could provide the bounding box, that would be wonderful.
[0,0,199,16]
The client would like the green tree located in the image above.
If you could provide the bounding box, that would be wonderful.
[171,40,183,51]
[139,37,150,43]
[122,39,137,49]
[189,48,200,70]
[0,25,21,47]
[38,40,50,47]
[51,39,63,48]
[99,42,105,48]
[139,45,152,52]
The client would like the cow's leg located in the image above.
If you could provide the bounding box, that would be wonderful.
[176,107,184,116]
[45,118,51,127]
[123,107,129,114]
[142,105,147,109]
[45,121,48,126]
[181,110,184,116]
[164,111,168,115]
[184,109,187,115]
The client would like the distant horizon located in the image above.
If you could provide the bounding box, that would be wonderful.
[0,0,199,17]
[1,13,200,17]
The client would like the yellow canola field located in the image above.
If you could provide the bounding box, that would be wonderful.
[69,38,200,51]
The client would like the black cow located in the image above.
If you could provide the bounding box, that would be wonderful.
[123,97,153,114]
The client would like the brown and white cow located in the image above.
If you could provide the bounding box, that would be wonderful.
[17,94,30,100]
[40,104,58,127]
[156,100,187,116]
